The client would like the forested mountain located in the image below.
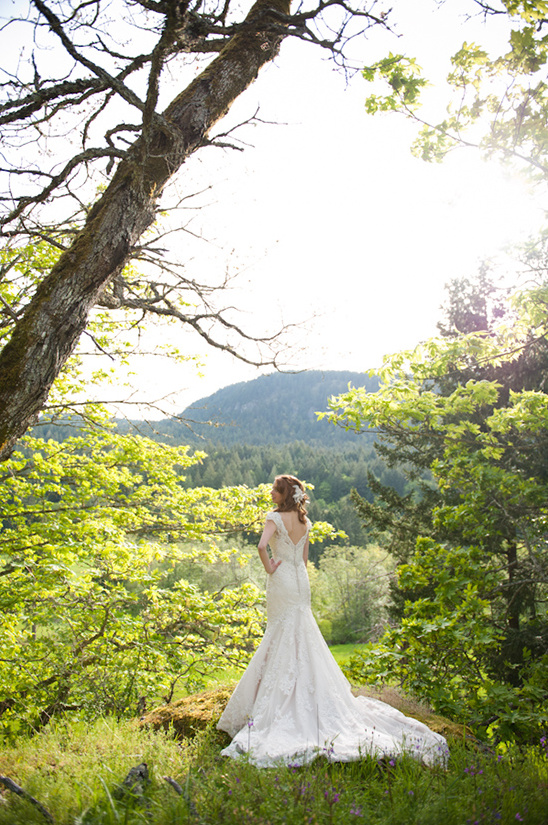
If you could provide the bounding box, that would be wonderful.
[35,370,400,546]
[128,370,379,447]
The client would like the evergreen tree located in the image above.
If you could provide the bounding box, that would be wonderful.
[329,273,548,740]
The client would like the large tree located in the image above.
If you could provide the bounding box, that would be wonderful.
[0,0,388,460]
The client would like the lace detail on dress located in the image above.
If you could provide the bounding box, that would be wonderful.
[217,513,449,768]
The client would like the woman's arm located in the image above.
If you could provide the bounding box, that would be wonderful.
[303,537,309,567]
[258,520,282,574]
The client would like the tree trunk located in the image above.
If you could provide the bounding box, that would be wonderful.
[0,0,291,461]
[506,536,520,634]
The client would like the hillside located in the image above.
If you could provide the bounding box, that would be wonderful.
[142,370,378,447]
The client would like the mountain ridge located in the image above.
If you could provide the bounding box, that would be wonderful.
[145,369,377,447]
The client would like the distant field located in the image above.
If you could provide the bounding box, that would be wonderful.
[329,643,366,665]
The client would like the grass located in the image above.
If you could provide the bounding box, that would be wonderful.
[329,644,366,666]
[0,717,547,824]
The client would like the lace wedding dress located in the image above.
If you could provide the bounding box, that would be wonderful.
[217,511,449,768]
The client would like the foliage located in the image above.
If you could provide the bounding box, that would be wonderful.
[0,239,203,419]
[36,367,402,551]
[0,718,547,824]
[362,0,548,180]
[363,54,428,113]
[0,424,337,737]
[161,539,393,650]
[437,264,510,339]
[325,279,548,741]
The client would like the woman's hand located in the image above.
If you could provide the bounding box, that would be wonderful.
[269,559,282,575]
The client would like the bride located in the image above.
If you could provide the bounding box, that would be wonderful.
[217,474,449,768]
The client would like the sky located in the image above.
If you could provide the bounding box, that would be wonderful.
[109,0,545,418]
[4,0,546,417]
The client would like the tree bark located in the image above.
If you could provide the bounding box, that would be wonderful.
[0,0,291,461]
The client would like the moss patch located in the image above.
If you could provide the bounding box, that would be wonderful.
[139,685,233,742]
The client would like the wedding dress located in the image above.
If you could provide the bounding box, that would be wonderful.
[217,511,449,768]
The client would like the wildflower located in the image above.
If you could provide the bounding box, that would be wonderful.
[408,790,414,796]
[350,804,363,816]
[516,815,524,822]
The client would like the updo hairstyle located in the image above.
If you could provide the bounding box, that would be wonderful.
[273,475,308,524]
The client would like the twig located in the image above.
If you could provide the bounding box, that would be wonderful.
[164,774,198,816]
[0,775,55,823]
[164,775,184,795]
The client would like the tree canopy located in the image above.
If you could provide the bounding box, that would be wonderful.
[326,273,548,741]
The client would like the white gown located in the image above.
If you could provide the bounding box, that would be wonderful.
[217,511,449,768]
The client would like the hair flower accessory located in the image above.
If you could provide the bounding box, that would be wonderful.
[292,485,306,504]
